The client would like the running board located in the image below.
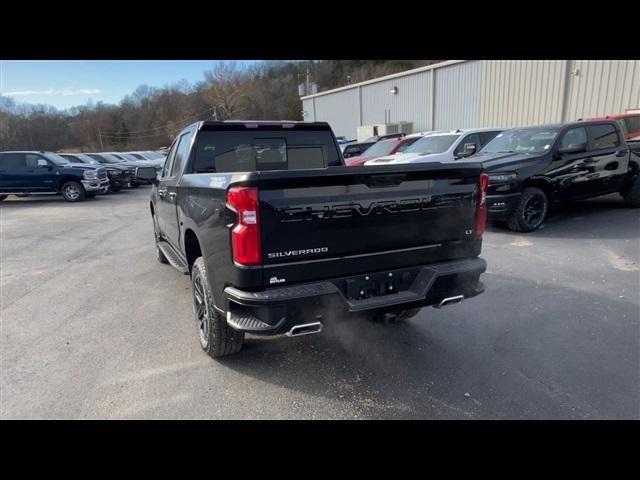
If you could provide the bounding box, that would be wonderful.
[157,241,189,274]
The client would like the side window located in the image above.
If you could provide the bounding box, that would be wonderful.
[161,140,179,178]
[479,131,501,147]
[588,124,620,150]
[25,154,43,168]
[0,153,26,167]
[626,115,640,134]
[559,127,588,150]
[170,131,194,177]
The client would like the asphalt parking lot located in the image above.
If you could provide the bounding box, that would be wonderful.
[1,187,639,419]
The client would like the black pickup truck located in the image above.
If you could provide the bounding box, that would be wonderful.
[149,121,489,358]
[474,120,640,232]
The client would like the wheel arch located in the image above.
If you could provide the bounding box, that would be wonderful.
[184,228,202,273]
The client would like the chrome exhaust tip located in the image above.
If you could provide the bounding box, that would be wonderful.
[285,322,323,337]
[434,295,465,309]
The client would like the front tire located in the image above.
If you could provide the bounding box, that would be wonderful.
[507,187,548,232]
[191,257,244,358]
[622,175,640,208]
[61,181,86,202]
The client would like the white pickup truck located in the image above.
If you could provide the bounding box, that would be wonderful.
[364,128,504,165]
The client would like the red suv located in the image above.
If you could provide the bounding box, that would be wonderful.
[586,112,640,141]
[345,135,422,166]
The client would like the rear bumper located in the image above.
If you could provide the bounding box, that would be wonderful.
[486,192,521,220]
[223,257,486,335]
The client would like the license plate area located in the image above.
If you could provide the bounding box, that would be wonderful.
[344,268,419,301]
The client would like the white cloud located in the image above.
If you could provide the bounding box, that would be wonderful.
[1,88,102,97]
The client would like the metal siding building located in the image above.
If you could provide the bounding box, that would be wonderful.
[301,60,640,139]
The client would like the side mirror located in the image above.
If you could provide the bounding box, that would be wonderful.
[37,159,49,168]
[136,166,158,182]
[463,143,477,156]
[457,143,478,159]
[558,143,587,155]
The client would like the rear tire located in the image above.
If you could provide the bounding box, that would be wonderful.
[191,257,244,358]
[622,176,640,208]
[110,185,122,193]
[507,187,548,232]
[61,181,86,202]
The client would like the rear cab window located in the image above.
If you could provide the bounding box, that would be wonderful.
[191,127,341,173]
[587,123,620,150]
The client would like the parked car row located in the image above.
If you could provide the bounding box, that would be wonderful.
[343,113,640,232]
[0,150,162,202]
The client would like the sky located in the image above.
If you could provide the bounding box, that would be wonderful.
[0,60,261,110]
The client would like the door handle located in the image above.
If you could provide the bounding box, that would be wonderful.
[582,158,597,164]
[615,149,628,157]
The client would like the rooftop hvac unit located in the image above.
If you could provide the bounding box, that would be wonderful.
[374,123,400,135]
[357,125,378,142]
[396,121,413,134]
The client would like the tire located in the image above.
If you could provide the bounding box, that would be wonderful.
[152,214,169,264]
[61,181,86,202]
[507,187,548,232]
[622,176,640,208]
[131,182,140,188]
[110,185,122,193]
[0,195,7,201]
[191,257,244,358]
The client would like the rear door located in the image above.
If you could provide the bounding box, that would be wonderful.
[584,123,628,194]
[0,153,29,192]
[257,164,483,286]
[157,128,195,249]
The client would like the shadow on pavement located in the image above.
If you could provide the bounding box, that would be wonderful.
[218,273,640,419]
[487,194,639,240]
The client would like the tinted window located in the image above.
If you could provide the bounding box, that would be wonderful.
[479,131,501,147]
[161,140,179,178]
[170,131,193,177]
[25,154,42,167]
[0,153,26,167]
[559,127,587,150]
[589,124,619,149]
[625,115,640,134]
[192,130,339,173]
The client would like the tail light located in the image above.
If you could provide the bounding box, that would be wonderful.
[475,173,489,238]
[227,186,262,265]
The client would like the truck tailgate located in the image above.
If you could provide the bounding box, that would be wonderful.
[257,163,483,286]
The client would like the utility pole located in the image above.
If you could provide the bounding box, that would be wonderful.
[98,128,104,150]
[306,65,310,96]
